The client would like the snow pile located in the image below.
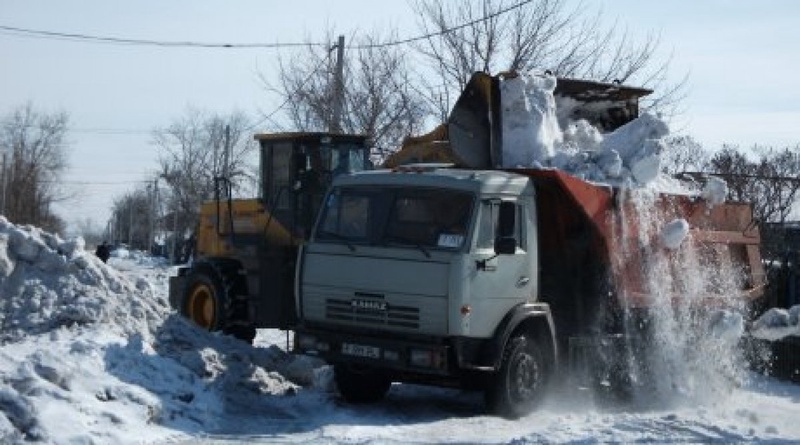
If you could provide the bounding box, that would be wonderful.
[0,218,319,443]
[499,71,688,192]
[751,305,800,341]
[0,216,168,343]
[500,72,562,166]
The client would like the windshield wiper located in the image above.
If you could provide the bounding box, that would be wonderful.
[385,234,431,258]
[318,231,357,252]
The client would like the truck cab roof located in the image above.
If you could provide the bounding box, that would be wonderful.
[334,166,534,197]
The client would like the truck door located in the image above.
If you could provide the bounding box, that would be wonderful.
[465,199,536,336]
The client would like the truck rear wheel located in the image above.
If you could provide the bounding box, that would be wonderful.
[486,334,550,418]
[334,364,391,404]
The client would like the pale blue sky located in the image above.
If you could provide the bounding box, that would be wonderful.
[1,0,798,229]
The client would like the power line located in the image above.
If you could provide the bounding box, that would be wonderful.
[0,24,322,49]
[247,51,333,132]
[72,127,150,135]
[350,0,535,49]
[0,0,535,50]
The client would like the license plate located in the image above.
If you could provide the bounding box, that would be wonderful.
[341,342,380,359]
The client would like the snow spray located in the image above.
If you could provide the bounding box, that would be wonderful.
[611,187,747,408]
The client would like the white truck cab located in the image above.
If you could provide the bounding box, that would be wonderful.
[295,166,557,418]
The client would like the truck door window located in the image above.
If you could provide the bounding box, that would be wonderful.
[477,201,525,250]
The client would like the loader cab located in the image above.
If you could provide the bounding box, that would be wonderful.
[255,132,372,239]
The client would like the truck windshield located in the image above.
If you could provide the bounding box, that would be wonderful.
[316,187,473,251]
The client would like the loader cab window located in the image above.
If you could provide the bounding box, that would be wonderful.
[265,142,293,209]
[320,141,371,176]
[477,200,525,250]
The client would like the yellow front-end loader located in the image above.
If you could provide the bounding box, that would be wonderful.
[168,132,372,342]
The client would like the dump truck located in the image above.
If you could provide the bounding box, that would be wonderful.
[169,71,765,417]
[291,73,765,417]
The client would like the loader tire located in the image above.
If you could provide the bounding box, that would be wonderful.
[180,267,256,344]
[334,364,391,404]
[181,271,227,332]
[486,334,550,419]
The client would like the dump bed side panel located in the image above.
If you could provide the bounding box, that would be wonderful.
[508,168,765,341]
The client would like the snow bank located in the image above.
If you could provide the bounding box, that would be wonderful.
[0,218,319,443]
[0,216,168,343]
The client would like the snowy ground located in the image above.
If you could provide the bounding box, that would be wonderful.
[1,219,799,444]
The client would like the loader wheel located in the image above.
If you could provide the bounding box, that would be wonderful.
[182,272,227,332]
[486,334,550,419]
[334,364,391,404]
[181,269,256,344]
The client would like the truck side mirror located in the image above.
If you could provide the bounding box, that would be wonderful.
[495,201,517,255]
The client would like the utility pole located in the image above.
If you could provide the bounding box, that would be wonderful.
[223,125,231,180]
[330,34,345,133]
[147,180,157,255]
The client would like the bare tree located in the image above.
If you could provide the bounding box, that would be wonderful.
[412,0,684,118]
[265,32,429,155]
[109,187,152,250]
[707,145,800,225]
[0,103,69,233]
[152,108,258,244]
[661,135,710,175]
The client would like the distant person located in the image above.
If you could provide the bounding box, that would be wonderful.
[95,241,111,263]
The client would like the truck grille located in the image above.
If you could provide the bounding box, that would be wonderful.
[325,298,420,329]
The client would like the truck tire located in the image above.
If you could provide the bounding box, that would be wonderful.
[334,364,391,404]
[486,334,550,418]
[180,269,256,344]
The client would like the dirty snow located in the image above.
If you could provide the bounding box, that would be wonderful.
[1,215,799,443]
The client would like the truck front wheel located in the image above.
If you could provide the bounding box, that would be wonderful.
[486,334,550,418]
[334,364,391,404]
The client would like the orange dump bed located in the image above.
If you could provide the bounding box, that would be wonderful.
[511,168,765,312]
